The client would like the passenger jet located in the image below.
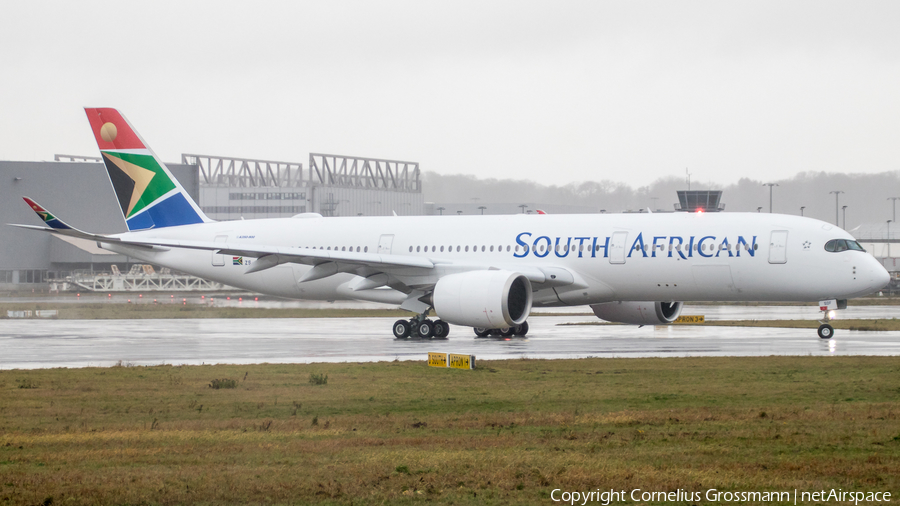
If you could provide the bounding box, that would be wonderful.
[12,108,891,339]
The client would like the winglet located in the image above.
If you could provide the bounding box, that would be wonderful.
[12,196,116,243]
[22,197,74,230]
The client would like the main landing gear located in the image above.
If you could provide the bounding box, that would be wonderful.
[393,314,450,339]
[391,314,530,339]
[473,321,529,338]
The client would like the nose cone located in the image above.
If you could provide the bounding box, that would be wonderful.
[864,254,892,293]
[873,262,891,291]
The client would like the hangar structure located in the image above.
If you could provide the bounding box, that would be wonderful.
[1,152,423,291]
[192,152,423,220]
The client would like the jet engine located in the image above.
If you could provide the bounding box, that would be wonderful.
[589,301,683,325]
[433,270,532,328]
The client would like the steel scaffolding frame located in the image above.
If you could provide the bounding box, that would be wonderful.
[56,152,421,193]
[309,153,420,192]
[183,154,305,188]
[54,154,102,162]
[66,272,231,292]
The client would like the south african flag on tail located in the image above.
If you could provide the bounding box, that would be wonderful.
[84,108,212,231]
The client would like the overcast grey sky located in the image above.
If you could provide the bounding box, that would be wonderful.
[1,1,898,187]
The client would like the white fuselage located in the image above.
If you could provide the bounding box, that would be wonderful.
[102,212,890,306]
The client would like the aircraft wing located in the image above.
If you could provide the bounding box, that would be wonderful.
[11,197,435,282]
[114,236,437,282]
[9,226,436,281]
[112,236,575,290]
[12,197,571,288]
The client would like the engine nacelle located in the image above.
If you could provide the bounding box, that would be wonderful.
[590,301,683,325]
[433,270,532,328]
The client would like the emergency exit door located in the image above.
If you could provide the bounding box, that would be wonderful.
[377,234,394,255]
[212,235,228,266]
[768,230,788,264]
[609,232,628,264]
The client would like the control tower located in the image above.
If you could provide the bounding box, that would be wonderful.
[675,190,725,212]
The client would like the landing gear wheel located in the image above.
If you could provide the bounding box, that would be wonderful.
[818,324,834,339]
[498,327,515,337]
[514,321,529,336]
[407,319,420,338]
[473,327,491,338]
[392,319,411,339]
[416,319,435,339]
[432,320,450,338]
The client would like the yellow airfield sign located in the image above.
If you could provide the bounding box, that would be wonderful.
[674,315,705,324]
[428,352,448,367]
[449,353,475,370]
[428,352,475,370]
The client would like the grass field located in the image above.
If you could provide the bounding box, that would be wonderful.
[1,357,899,505]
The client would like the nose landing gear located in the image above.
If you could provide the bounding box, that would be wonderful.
[816,298,846,339]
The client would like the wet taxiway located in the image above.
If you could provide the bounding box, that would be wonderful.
[2,305,899,369]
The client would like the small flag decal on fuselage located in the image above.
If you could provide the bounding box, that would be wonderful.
[232,257,243,265]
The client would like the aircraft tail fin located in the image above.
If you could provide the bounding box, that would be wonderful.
[84,108,211,231]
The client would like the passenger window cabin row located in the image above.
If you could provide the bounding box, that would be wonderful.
[298,241,762,255]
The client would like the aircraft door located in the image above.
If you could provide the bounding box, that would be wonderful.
[768,230,788,264]
[212,235,228,266]
[377,234,394,255]
[609,231,628,264]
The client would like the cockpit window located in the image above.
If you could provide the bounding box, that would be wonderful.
[824,239,865,252]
